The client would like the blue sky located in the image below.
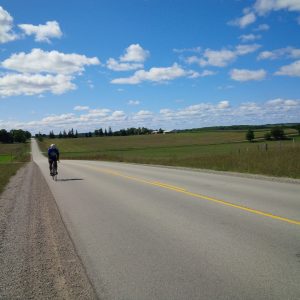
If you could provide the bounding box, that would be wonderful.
[0,0,300,133]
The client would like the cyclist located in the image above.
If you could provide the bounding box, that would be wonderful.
[48,144,60,176]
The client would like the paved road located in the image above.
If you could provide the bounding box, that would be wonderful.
[32,139,300,299]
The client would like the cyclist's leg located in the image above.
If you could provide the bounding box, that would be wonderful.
[54,160,58,174]
[49,159,53,175]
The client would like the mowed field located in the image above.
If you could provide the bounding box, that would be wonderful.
[0,142,31,193]
[38,129,300,179]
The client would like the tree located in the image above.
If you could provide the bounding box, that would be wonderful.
[49,130,55,139]
[0,129,13,143]
[271,127,285,140]
[24,131,31,139]
[10,129,27,143]
[294,124,300,135]
[68,128,74,138]
[264,132,272,140]
[246,129,254,142]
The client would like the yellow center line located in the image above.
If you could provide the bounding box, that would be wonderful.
[84,165,300,226]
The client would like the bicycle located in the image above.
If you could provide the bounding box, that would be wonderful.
[50,162,58,181]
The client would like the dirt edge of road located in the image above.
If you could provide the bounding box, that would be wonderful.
[0,162,98,299]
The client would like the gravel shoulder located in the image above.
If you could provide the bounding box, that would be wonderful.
[0,162,98,299]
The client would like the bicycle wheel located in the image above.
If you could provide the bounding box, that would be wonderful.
[51,165,56,181]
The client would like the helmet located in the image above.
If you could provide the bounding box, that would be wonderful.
[50,144,56,149]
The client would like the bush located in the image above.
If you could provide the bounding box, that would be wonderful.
[246,129,254,142]
[264,132,272,140]
[271,127,285,140]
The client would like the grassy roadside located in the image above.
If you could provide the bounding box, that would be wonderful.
[38,129,300,179]
[0,142,31,194]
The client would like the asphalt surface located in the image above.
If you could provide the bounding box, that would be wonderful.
[32,139,300,299]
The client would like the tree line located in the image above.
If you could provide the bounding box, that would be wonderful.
[0,129,31,143]
[180,123,300,133]
[246,125,300,142]
[39,127,156,139]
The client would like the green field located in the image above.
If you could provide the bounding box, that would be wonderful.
[38,129,300,179]
[0,142,31,194]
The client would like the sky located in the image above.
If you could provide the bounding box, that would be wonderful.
[0,0,300,134]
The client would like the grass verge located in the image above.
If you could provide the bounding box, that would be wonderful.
[0,142,31,194]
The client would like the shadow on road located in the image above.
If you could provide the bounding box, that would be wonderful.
[56,178,84,182]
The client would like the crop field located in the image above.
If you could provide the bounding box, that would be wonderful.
[0,142,31,194]
[38,129,300,179]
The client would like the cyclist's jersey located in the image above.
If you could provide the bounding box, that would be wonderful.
[48,148,59,161]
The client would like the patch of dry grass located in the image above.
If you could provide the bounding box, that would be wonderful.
[38,132,300,178]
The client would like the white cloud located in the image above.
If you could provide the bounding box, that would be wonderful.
[2,48,100,75]
[257,47,300,60]
[218,85,234,90]
[0,6,18,43]
[128,100,140,105]
[173,47,201,53]
[85,109,111,118]
[40,113,75,124]
[120,44,150,62]
[235,44,261,55]
[217,101,230,109]
[257,50,277,60]
[105,111,127,122]
[18,21,62,43]
[0,73,75,97]
[239,34,261,42]
[160,108,173,114]
[187,71,201,78]
[198,70,217,77]
[254,23,270,31]
[185,56,200,64]
[199,49,236,67]
[267,98,299,107]
[275,60,300,77]
[133,110,153,120]
[74,106,90,111]
[111,63,191,84]
[228,12,256,28]
[106,44,149,71]
[187,44,260,68]
[4,98,300,133]
[230,68,267,81]
[254,0,300,15]
[106,58,143,71]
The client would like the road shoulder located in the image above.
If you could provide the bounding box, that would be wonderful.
[0,162,98,299]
